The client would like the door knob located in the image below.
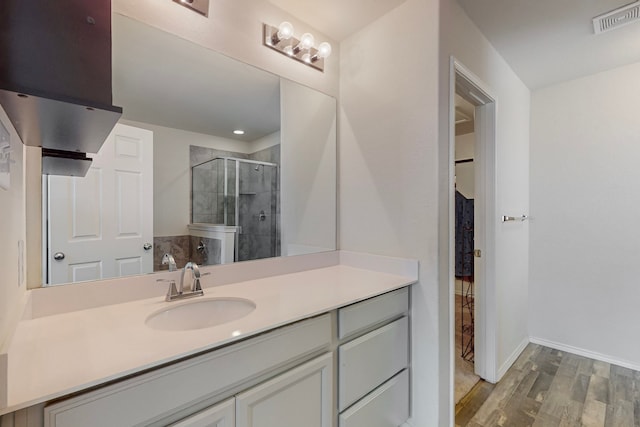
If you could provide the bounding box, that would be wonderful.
[53,252,65,261]
[143,243,153,250]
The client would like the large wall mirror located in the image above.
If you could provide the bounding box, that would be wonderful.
[38,13,337,287]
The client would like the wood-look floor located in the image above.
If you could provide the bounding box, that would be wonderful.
[456,343,640,427]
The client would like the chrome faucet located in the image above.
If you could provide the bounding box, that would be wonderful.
[158,260,205,302]
[161,253,177,271]
[180,261,204,297]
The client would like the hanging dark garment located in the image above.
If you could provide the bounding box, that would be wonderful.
[455,191,474,278]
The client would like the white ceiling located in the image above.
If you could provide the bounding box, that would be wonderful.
[267,0,407,41]
[111,0,640,136]
[112,15,280,142]
[457,0,640,89]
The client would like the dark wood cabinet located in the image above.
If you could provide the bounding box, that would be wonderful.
[0,0,122,174]
[0,0,114,106]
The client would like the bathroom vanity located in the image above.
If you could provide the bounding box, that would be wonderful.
[0,253,416,427]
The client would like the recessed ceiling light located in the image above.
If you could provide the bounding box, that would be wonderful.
[233,130,245,135]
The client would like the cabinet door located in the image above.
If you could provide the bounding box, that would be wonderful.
[236,353,333,427]
[170,398,235,427]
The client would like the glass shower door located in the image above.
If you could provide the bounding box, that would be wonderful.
[236,161,278,261]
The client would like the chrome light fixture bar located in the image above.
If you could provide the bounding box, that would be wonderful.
[263,22,332,72]
[173,0,209,17]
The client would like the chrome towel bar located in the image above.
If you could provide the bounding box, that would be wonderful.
[501,215,529,222]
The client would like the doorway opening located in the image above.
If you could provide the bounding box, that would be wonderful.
[450,59,498,423]
[454,92,479,405]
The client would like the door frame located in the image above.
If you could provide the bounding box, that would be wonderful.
[449,57,498,412]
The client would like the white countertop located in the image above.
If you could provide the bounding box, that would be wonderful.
[2,262,416,414]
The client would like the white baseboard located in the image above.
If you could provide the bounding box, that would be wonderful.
[529,336,640,372]
[497,336,529,380]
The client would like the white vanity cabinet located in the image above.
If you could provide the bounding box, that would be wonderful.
[336,288,410,427]
[43,315,332,427]
[6,285,413,427]
[170,353,332,427]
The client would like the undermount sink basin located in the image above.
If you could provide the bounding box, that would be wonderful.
[146,298,256,331]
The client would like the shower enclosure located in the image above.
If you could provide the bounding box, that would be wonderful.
[191,157,279,262]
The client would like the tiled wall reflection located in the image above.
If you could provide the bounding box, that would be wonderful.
[154,236,222,271]
[189,144,281,263]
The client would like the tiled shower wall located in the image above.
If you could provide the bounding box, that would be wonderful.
[241,145,280,260]
[153,235,222,271]
[189,144,281,263]
[191,146,247,225]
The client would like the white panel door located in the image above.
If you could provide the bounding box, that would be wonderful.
[170,398,235,427]
[236,353,333,427]
[47,123,153,285]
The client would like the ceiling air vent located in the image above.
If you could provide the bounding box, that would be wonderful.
[593,1,640,34]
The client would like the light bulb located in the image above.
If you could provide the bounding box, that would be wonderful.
[277,22,294,40]
[283,45,294,56]
[300,33,315,50]
[302,53,311,63]
[317,42,332,59]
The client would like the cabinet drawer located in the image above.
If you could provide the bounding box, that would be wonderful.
[338,287,408,340]
[44,315,331,427]
[338,316,409,411]
[339,369,409,427]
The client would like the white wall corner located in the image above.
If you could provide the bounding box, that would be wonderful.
[338,251,419,280]
[529,337,640,373]
[497,337,529,381]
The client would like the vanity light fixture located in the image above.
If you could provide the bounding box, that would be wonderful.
[173,0,209,17]
[263,22,332,72]
[270,21,294,45]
